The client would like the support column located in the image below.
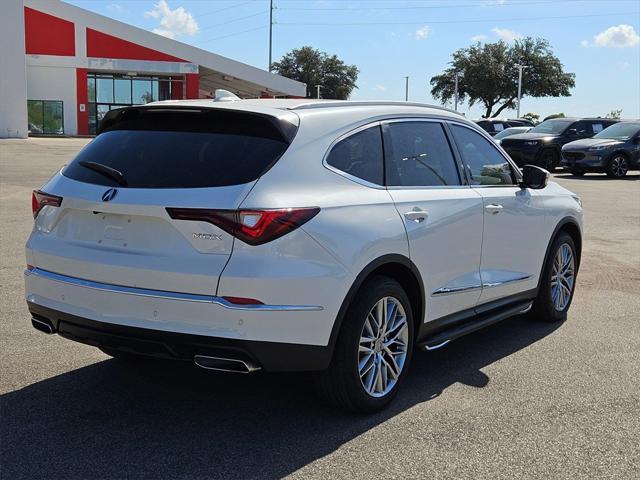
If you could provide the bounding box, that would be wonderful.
[185,73,199,99]
[0,0,28,138]
[76,68,88,135]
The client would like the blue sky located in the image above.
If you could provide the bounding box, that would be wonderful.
[68,0,640,119]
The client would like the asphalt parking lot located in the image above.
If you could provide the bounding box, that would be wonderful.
[1,137,639,479]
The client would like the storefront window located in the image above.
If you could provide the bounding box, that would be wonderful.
[114,78,132,104]
[27,100,64,135]
[96,78,113,103]
[132,79,154,104]
[87,73,183,134]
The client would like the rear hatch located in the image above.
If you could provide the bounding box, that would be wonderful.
[29,106,297,295]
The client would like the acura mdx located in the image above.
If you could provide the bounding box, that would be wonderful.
[25,97,583,412]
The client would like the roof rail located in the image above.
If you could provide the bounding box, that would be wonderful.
[288,100,462,116]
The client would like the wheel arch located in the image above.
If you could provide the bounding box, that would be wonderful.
[537,216,582,291]
[327,254,425,356]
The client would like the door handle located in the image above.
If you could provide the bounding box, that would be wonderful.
[404,209,429,223]
[485,203,503,214]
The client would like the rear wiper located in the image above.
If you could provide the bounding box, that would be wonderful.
[78,161,128,187]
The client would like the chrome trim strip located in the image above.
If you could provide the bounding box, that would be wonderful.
[482,274,533,289]
[431,274,533,296]
[424,340,450,351]
[432,284,482,296]
[25,268,323,312]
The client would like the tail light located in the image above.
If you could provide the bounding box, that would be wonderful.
[32,190,62,218]
[166,207,320,246]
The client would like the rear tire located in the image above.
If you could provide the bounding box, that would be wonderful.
[605,154,629,178]
[314,275,414,413]
[531,232,577,322]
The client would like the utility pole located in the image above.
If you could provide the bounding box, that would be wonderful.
[404,76,409,101]
[315,84,321,99]
[515,64,529,118]
[268,0,274,72]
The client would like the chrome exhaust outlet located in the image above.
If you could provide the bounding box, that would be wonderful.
[31,317,55,334]
[193,355,261,373]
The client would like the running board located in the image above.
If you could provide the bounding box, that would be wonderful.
[419,300,533,351]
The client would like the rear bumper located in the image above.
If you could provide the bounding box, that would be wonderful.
[28,303,332,371]
[24,267,334,368]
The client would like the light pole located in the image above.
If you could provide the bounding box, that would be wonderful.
[515,64,529,118]
[268,0,274,71]
[315,84,322,99]
[404,76,409,101]
[453,72,461,112]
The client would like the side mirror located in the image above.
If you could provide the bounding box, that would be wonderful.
[567,128,578,136]
[520,164,549,189]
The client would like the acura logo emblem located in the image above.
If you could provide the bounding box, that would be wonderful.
[102,188,118,202]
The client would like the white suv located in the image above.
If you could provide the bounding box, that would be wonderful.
[25,99,583,412]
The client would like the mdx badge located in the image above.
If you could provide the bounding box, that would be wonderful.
[192,233,222,241]
[102,188,118,202]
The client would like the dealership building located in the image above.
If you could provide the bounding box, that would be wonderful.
[0,0,306,138]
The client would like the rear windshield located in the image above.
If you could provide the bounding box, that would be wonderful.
[63,108,293,188]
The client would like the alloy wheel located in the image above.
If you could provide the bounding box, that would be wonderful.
[610,156,628,177]
[551,243,575,311]
[358,296,409,397]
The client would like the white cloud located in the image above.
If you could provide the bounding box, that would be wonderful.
[580,39,589,47]
[471,34,488,42]
[492,27,523,42]
[412,25,431,40]
[593,24,640,48]
[106,3,126,13]
[145,0,199,39]
[373,84,386,92]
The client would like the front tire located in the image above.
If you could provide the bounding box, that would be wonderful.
[314,276,414,413]
[606,154,629,178]
[531,232,577,322]
[540,149,559,172]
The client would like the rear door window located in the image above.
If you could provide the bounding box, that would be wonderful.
[384,121,460,187]
[326,126,384,185]
[63,108,294,188]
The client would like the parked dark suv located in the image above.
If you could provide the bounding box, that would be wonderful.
[475,118,535,136]
[500,118,619,170]
[561,121,640,178]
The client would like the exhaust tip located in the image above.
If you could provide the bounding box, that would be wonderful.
[194,355,261,373]
[31,317,55,334]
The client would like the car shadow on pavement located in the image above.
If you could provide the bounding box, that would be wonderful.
[1,315,562,480]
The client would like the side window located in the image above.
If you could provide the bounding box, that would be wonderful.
[326,126,384,185]
[493,122,506,132]
[385,122,460,187]
[450,124,516,186]
[574,121,590,136]
[591,122,604,134]
[477,121,493,133]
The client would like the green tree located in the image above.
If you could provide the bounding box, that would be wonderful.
[430,38,575,118]
[606,109,622,119]
[543,113,566,121]
[272,46,359,100]
[522,112,540,123]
